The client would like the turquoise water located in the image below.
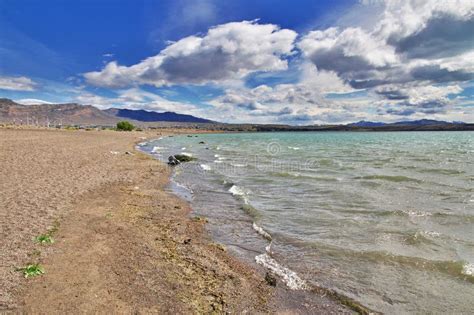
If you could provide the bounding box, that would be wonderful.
[141,131,474,313]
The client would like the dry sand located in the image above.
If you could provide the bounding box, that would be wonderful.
[0,128,352,314]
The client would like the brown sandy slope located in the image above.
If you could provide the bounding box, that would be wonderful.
[0,128,353,314]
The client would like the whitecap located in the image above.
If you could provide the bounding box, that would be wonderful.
[252,222,272,241]
[288,146,300,150]
[255,253,307,290]
[462,263,474,276]
[229,185,245,196]
[200,164,211,171]
[403,210,432,217]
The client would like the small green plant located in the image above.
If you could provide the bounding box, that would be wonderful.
[35,234,54,244]
[17,264,44,278]
[116,121,135,131]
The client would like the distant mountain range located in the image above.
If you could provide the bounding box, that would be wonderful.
[0,98,213,125]
[105,108,213,123]
[0,98,471,131]
[348,119,466,127]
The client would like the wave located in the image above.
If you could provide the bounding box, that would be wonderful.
[255,253,307,290]
[200,164,211,171]
[229,185,245,196]
[151,146,164,153]
[241,204,260,219]
[404,230,440,245]
[230,163,246,167]
[252,222,272,241]
[355,175,422,183]
[463,263,474,276]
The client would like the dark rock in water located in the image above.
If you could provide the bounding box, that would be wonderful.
[168,155,180,166]
[265,272,277,287]
[173,154,196,163]
[187,135,193,137]
[199,141,205,144]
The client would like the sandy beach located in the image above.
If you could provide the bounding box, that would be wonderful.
[0,128,352,314]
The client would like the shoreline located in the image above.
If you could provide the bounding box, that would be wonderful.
[143,134,375,315]
[1,127,355,313]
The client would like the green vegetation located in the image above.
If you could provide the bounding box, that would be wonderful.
[35,234,54,244]
[116,121,135,131]
[17,263,44,278]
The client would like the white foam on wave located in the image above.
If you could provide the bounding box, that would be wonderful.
[137,142,147,147]
[252,222,272,241]
[228,185,250,203]
[200,164,211,171]
[255,253,307,290]
[228,185,245,196]
[462,263,474,276]
[288,146,300,150]
[181,147,186,150]
[403,209,432,217]
[180,152,193,157]
[231,163,246,167]
[214,154,220,158]
[214,160,223,164]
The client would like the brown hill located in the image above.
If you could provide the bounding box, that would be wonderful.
[0,98,118,126]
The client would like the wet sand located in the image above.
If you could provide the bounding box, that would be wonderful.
[0,128,352,314]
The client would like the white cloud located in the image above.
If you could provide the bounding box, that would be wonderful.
[299,0,474,89]
[85,20,297,88]
[14,98,52,105]
[74,88,211,119]
[0,76,37,91]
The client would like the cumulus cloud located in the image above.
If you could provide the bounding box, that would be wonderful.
[299,0,474,90]
[85,21,297,88]
[0,76,37,91]
[78,1,473,123]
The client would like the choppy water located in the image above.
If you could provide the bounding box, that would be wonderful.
[141,131,474,314]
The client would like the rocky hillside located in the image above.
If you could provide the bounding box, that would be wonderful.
[0,98,118,125]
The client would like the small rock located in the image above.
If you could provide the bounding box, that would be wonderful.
[168,155,180,166]
[265,272,277,287]
[183,238,191,245]
[125,151,134,155]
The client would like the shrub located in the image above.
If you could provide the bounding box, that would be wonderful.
[17,263,44,278]
[35,234,54,244]
[116,121,135,131]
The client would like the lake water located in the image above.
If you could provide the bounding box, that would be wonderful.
[140,131,473,313]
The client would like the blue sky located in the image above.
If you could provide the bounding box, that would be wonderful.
[1,0,473,124]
